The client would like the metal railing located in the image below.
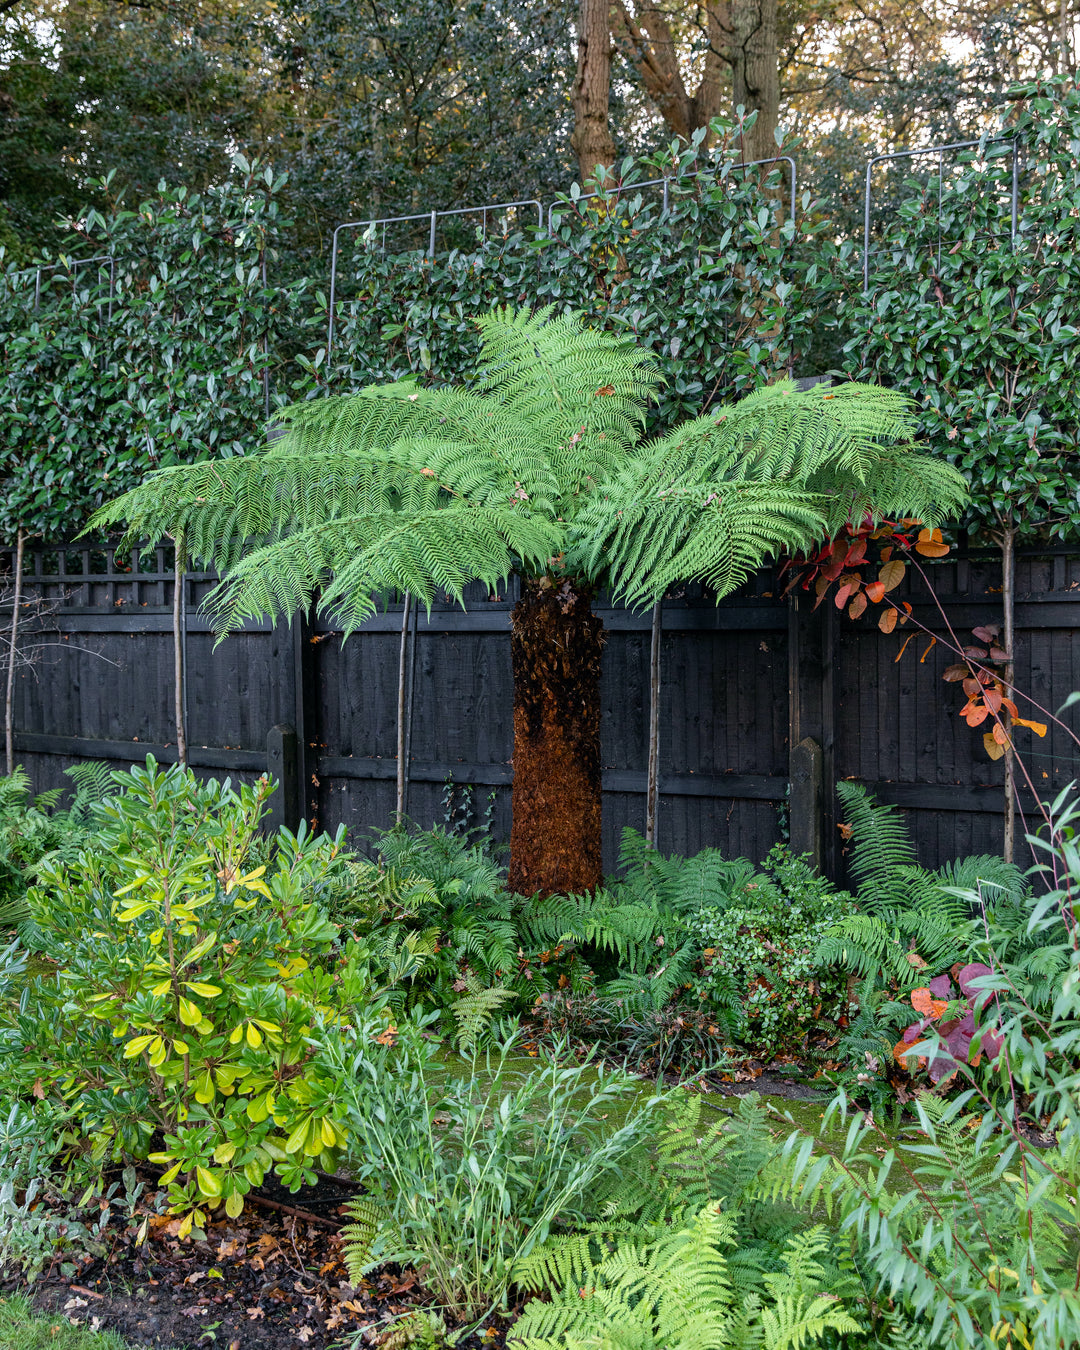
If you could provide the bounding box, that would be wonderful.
[545,155,797,233]
[326,199,543,353]
[862,137,1020,290]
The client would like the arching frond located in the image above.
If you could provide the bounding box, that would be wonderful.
[578,481,825,607]
[92,309,966,638]
[473,305,661,477]
[577,380,968,606]
[205,502,561,634]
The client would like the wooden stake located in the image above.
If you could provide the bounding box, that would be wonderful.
[396,594,413,822]
[173,539,188,767]
[645,600,662,846]
[1002,526,1016,863]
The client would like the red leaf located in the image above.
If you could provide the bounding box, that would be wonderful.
[865,581,886,603]
[971,625,1000,643]
[846,538,867,565]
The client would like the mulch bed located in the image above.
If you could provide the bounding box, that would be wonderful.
[4,1168,512,1349]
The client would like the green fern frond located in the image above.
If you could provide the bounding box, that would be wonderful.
[340,1196,396,1283]
[93,307,966,644]
[450,985,516,1052]
[835,781,919,909]
[64,760,118,824]
[580,381,968,606]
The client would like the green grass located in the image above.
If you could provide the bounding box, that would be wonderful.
[0,1295,137,1350]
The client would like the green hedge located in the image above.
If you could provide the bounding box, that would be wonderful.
[0,162,301,541]
[3,91,1080,548]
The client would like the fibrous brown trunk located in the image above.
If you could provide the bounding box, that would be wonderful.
[508,578,604,897]
[571,0,616,183]
[731,0,779,164]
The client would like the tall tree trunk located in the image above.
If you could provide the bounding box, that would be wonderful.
[731,0,779,164]
[571,0,616,183]
[508,578,604,897]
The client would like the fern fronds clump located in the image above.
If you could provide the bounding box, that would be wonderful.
[95,306,966,630]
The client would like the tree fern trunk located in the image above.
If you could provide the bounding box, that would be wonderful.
[508,577,604,897]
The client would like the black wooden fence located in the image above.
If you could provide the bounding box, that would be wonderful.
[5,541,1080,877]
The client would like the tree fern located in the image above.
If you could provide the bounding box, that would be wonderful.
[95,306,967,888]
[95,307,967,632]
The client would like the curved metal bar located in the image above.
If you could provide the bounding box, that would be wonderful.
[547,155,797,233]
[862,136,1019,291]
[326,200,543,356]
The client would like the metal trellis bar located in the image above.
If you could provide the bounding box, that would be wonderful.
[27,255,115,313]
[326,198,543,354]
[862,137,1020,291]
[546,156,798,234]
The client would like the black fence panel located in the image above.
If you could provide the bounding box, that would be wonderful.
[4,543,1079,877]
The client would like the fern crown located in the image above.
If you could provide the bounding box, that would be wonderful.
[92,306,968,632]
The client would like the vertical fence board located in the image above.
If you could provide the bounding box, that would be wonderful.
[4,544,1080,877]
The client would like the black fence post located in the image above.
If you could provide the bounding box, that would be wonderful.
[266,723,300,832]
[789,736,824,869]
[788,592,836,874]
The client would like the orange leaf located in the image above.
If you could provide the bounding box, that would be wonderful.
[991,721,1008,745]
[865,581,886,603]
[1014,717,1048,737]
[879,608,898,634]
[963,702,990,726]
[984,732,1006,761]
[894,1037,917,1065]
[916,540,951,558]
[1001,697,1019,719]
[917,527,942,544]
[920,636,937,662]
[878,560,906,592]
[983,687,1002,713]
[848,591,867,619]
[895,633,914,662]
[879,544,894,561]
[911,988,949,1019]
